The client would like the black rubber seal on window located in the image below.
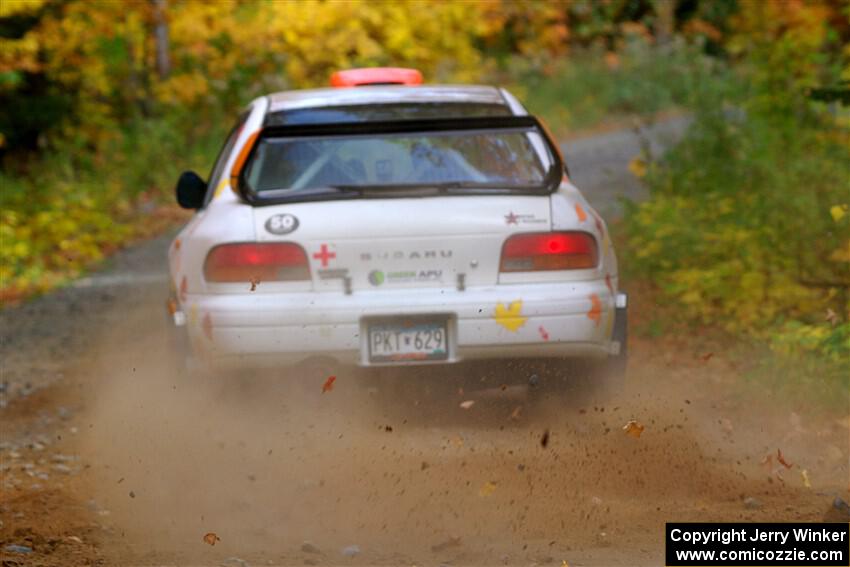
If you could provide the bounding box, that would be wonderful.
[237,116,566,206]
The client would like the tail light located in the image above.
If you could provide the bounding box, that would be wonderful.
[204,243,310,283]
[500,232,598,272]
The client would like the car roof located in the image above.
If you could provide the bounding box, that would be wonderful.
[267,85,508,113]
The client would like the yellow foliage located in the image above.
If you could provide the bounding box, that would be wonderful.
[728,0,833,98]
[478,0,569,56]
[830,241,850,264]
[0,0,45,18]
[831,204,849,222]
[0,0,45,75]
[0,0,501,146]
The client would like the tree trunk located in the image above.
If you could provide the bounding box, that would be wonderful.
[655,0,675,45]
[152,0,170,79]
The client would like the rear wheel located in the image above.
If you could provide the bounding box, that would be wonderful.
[530,298,628,405]
[598,299,628,395]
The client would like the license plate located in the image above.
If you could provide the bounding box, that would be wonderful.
[368,318,448,363]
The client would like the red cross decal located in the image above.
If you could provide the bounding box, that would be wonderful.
[312,244,336,267]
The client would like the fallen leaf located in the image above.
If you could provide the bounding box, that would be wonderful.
[574,203,588,222]
[249,276,260,292]
[479,481,497,497]
[540,429,550,448]
[699,352,714,363]
[538,325,550,341]
[777,448,793,469]
[628,156,647,178]
[623,420,645,438]
[801,469,811,489]
[825,308,838,327]
[587,294,602,326]
[509,406,523,420]
[203,532,220,546]
[459,400,475,410]
[830,204,848,222]
[321,375,336,393]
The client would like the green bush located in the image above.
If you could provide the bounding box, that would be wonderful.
[505,38,730,133]
[623,46,850,375]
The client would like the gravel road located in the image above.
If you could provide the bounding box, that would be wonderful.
[2,116,846,567]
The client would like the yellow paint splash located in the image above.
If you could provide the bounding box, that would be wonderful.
[494,300,527,332]
[213,179,229,199]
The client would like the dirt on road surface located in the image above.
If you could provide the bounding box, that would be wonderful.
[2,121,848,567]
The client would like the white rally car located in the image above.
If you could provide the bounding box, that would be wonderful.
[168,67,627,388]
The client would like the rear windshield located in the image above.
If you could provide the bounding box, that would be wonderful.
[243,127,552,195]
[264,103,512,126]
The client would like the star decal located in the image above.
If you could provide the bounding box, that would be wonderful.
[505,211,519,225]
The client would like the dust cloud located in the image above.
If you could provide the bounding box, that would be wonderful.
[76,304,839,566]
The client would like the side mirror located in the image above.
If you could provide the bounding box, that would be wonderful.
[175,171,208,209]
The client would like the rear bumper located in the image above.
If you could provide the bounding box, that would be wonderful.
[179,280,624,367]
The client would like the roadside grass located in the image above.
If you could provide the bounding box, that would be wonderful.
[619,79,849,393]
[624,272,850,415]
[0,116,223,302]
[512,41,849,409]
[503,39,730,136]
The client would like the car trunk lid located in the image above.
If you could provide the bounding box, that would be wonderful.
[253,196,551,291]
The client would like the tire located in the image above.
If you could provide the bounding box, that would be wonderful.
[162,303,214,385]
[602,299,628,387]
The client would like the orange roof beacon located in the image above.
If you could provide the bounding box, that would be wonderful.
[330,67,423,87]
